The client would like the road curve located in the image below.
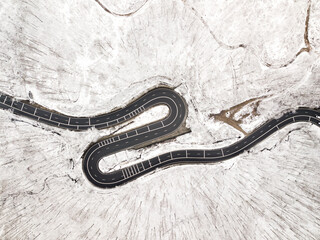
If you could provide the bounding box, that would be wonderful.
[0,88,183,131]
[0,88,319,188]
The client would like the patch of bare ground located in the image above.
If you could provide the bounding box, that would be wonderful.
[209,96,267,135]
[132,123,191,150]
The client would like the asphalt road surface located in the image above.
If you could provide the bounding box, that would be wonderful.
[0,88,319,188]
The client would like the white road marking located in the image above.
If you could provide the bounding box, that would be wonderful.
[131,166,136,175]
[124,168,130,177]
[134,164,139,173]
[122,170,127,179]
[221,149,224,156]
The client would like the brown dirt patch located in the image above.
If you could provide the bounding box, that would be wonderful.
[209,96,267,135]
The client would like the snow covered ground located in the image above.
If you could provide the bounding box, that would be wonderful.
[0,0,320,239]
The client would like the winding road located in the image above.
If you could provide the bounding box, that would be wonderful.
[0,87,319,188]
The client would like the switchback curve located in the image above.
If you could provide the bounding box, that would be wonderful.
[0,88,319,188]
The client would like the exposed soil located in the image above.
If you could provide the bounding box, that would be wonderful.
[209,96,267,135]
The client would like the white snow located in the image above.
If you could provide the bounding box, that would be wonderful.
[0,0,320,239]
